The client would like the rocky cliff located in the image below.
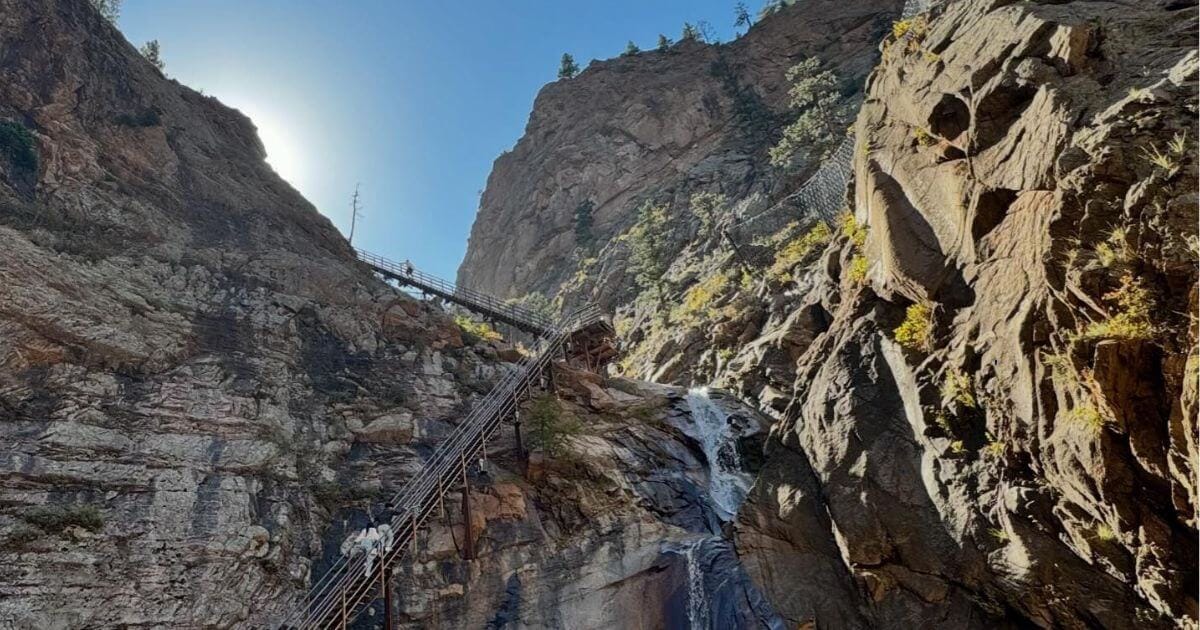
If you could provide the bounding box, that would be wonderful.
[0,1,778,628]
[457,0,905,309]
[460,0,1200,628]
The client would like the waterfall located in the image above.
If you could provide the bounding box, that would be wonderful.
[684,387,753,522]
[685,538,711,630]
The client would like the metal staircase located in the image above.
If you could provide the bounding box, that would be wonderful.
[281,304,603,629]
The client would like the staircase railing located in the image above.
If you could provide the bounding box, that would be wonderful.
[282,305,602,629]
[356,248,555,335]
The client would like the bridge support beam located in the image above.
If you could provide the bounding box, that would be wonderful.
[513,410,526,474]
[461,458,475,561]
[382,564,395,630]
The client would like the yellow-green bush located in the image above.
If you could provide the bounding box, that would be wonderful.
[941,367,976,408]
[838,212,868,249]
[847,255,869,284]
[894,302,933,351]
[1079,274,1154,341]
[913,126,935,146]
[672,271,730,323]
[769,221,832,280]
[455,315,503,342]
[1066,403,1108,433]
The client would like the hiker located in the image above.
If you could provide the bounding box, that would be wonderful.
[403,260,414,276]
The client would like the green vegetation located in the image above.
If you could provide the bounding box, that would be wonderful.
[734,3,752,31]
[847,255,869,285]
[558,53,580,79]
[1141,143,1178,174]
[949,440,965,454]
[0,121,37,171]
[21,504,104,534]
[889,16,929,55]
[758,0,794,19]
[623,41,640,56]
[913,126,935,147]
[982,437,1005,458]
[528,395,581,457]
[574,200,595,249]
[672,271,730,324]
[1168,130,1189,156]
[1066,403,1108,434]
[941,367,977,408]
[894,302,933,351]
[769,57,850,168]
[1079,274,1155,341]
[455,315,503,343]
[689,191,726,236]
[1094,227,1131,269]
[626,201,673,294]
[989,527,1011,543]
[1093,523,1117,542]
[505,292,556,321]
[681,22,701,41]
[839,211,868,248]
[90,0,121,22]
[1,524,41,550]
[768,221,831,281]
[140,39,165,72]
[657,34,672,51]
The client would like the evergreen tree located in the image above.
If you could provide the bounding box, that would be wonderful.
[681,22,700,41]
[627,201,672,294]
[557,53,580,79]
[769,56,849,168]
[90,0,121,23]
[623,41,640,56]
[140,40,164,72]
[734,3,752,31]
[656,34,672,51]
[574,200,595,248]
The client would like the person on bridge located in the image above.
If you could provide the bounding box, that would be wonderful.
[403,260,414,276]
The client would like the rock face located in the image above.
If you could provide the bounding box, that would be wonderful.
[460,0,1199,628]
[0,3,786,629]
[457,0,905,308]
[729,0,1198,628]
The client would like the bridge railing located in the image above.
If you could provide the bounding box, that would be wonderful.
[356,248,555,334]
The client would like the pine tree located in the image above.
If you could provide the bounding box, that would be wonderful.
[769,57,849,168]
[557,53,580,79]
[656,34,672,51]
[734,3,752,31]
[623,41,640,56]
[140,40,165,72]
[91,0,121,23]
[681,22,700,41]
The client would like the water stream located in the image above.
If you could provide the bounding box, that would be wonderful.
[684,387,753,522]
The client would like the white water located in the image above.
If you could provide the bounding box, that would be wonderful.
[684,387,753,522]
[685,538,711,630]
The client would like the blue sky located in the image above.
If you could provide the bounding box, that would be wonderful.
[117,1,748,279]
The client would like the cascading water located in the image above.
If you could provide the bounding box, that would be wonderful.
[684,387,753,522]
[685,538,711,630]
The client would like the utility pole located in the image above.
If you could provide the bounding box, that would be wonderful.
[349,183,363,245]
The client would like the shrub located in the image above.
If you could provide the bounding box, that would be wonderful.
[623,41,640,56]
[527,395,580,457]
[982,438,1005,458]
[140,39,165,72]
[1079,274,1154,341]
[913,126,935,146]
[847,255,869,284]
[574,200,595,249]
[838,212,868,248]
[890,16,929,54]
[1141,143,1178,174]
[90,0,120,22]
[894,302,933,351]
[505,292,556,322]
[941,367,976,408]
[2,524,42,549]
[626,201,672,294]
[657,34,672,51]
[455,315,503,343]
[1066,403,1108,433]
[1094,227,1131,268]
[1093,523,1117,542]
[0,121,37,171]
[21,504,104,533]
[672,271,730,324]
[988,528,1010,542]
[768,221,831,280]
[689,191,726,235]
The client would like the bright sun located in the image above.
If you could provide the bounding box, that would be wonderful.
[236,101,307,189]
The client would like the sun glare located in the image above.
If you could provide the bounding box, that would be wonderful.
[235,100,307,189]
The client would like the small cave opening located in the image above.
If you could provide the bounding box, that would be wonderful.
[972,188,1018,242]
[928,93,970,144]
[972,83,1037,153]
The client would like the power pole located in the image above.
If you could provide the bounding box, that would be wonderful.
[349,183,363,245]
